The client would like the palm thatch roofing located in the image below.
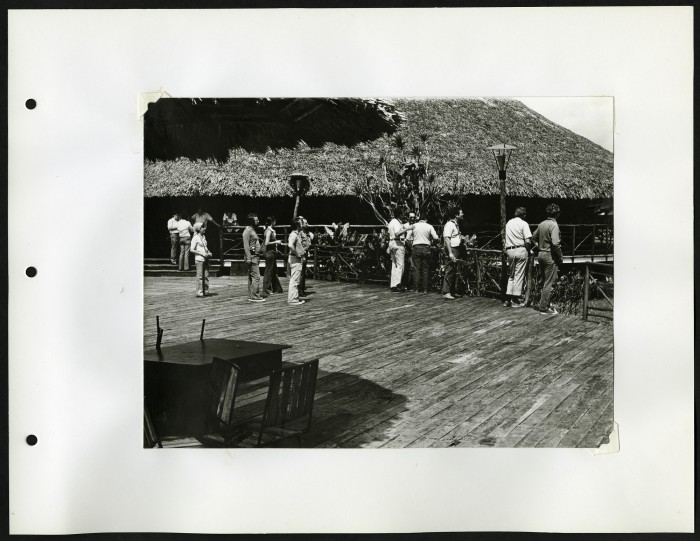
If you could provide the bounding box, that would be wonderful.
[144,98,613,199]
[144,97,404,162]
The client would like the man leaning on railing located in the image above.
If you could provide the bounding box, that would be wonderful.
[532,203,564,316]
[503,206,533,308]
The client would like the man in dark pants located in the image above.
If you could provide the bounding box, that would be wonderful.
[242,212,265,303]
[401,212,417,291]
[533,203,563,315]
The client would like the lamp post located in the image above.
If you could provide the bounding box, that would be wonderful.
[289,173,310,220]
[487,144,517,301]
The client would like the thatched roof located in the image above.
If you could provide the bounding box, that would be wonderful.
[144,98,613,199]
[144,97,404,162]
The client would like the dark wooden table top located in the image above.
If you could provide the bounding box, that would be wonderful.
[144,338,292,365]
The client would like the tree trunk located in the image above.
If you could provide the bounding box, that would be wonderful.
[293,194,300,220]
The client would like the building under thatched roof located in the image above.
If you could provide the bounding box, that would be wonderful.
[144,98,613,200]
[144,97,404,162]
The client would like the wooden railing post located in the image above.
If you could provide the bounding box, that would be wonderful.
[571,225,576,262]
[218,228,225,276]
[313,245,318,279]
[334,244,340,282]
[582,263,590,321]
[475,249,481,295]
[591,224,597,261]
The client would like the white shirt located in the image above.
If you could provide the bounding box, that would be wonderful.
[387,218,405,246]
[168,218,179,233]
[176,219,193,238]
[412,222,439,245]
[443,220,461,247]
[505,217,532,248]
[403,222,415,242]
[190,233,209,262]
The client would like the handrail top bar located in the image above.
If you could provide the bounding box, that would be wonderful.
[221,222,611,229]
[584,261,614,268]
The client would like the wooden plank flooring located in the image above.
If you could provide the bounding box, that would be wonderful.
[144,275,614,448]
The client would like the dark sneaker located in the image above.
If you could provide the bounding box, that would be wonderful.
[503,300,511,307]
[390,287,402,293]
[539,307,558,315]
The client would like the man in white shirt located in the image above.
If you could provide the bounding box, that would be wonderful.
[167,212,180,265]
[387,211,406,292]
[397,214,439,293]
[176,214,194,271]
[441,208,464,300]
[504,207,533,307]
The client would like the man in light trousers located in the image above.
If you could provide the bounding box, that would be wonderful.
[387,211,406,293]
[287,217,306,306]
[504,206,533,307]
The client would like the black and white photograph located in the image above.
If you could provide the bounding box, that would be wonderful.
[8,7,693,535]
[143,96,615,449]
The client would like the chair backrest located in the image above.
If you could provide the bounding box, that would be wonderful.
[144,406,161,448]
[207,358,242,434]
[259,359,319,445]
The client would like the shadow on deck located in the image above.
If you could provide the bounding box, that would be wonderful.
[144,275,614,449]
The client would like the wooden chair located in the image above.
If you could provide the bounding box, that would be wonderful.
[143,406,162,448]
[203,357,251,445]
[256,358,320,447]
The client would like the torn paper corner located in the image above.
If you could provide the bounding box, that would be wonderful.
[138,89,173,118]
[590,422,620,455]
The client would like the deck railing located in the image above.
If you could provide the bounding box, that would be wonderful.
[582,262,614,321]
[219,223,612,263]
[218,223,613,318]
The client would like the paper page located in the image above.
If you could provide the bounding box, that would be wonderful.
[8,7,694,534]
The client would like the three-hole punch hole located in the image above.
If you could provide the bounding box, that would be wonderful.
[26,435,38,446]
[26,267,37,278]
[25,99,36,110]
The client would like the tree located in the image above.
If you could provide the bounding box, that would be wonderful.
[289,173,311,220]
[353,133,466,225]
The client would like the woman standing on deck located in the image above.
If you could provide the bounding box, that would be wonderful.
[287,217,306,306]
[263,216,284,295]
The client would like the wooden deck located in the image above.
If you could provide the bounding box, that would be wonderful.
[144,275,614,448]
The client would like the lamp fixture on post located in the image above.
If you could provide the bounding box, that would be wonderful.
[487,143,517,301]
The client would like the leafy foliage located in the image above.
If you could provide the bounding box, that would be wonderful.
[526,267,588,316]
[352,133,468,225]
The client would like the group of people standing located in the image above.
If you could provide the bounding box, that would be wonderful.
[167,208,218,297]
[387,207,476,298]
[167,209,315,305]
[166,203,563,314]
[242,213,313,306]
[387,203,563,315]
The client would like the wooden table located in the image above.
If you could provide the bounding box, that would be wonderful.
[144,339,291,438]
